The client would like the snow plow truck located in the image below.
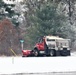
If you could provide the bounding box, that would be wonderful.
[22,35,71,57]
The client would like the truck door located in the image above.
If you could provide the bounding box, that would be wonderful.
[38,38,45,50]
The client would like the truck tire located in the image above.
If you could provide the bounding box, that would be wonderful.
[33,49,39,57]
[49,50,55,56]
[61,50,70,56]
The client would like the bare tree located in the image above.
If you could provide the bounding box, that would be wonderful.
[0,19,22,56]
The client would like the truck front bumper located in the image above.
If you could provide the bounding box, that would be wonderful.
[22,50,34,57]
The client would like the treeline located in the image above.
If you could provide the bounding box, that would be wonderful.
[0,0,76,56]
[24,0,76,49]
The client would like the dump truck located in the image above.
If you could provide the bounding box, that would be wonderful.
[22,35,71,57]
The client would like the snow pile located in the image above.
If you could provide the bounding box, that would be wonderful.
[0,56,76,74]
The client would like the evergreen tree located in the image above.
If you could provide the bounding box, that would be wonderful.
[0,0,5,19]
[25,2,67,48]
[0,0,20,27]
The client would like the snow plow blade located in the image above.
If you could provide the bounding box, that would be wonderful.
[22,50,34,57]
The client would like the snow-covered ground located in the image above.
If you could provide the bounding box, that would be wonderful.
[71,51,76,56]
[0,52,76,75]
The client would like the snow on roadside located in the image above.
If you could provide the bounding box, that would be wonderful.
[0,56,76,74]
[71,51,76,56]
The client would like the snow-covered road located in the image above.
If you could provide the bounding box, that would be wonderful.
[0,52,76,75]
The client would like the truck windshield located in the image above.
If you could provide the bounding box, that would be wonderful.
[47,39,55,41]
[37,37,43,43]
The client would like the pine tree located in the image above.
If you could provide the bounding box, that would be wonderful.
[0,0,19,27]
[25,2,67,48]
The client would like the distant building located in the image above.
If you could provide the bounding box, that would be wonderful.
[3,0,23,4]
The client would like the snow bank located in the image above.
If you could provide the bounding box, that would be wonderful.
[0,56,76,74]
[71,52,76,56]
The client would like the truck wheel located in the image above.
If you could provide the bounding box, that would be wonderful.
[34,49,39,57]
[49,50,55,56]
[61,50,70,56]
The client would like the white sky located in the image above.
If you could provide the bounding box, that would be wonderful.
[3,0,23,4]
